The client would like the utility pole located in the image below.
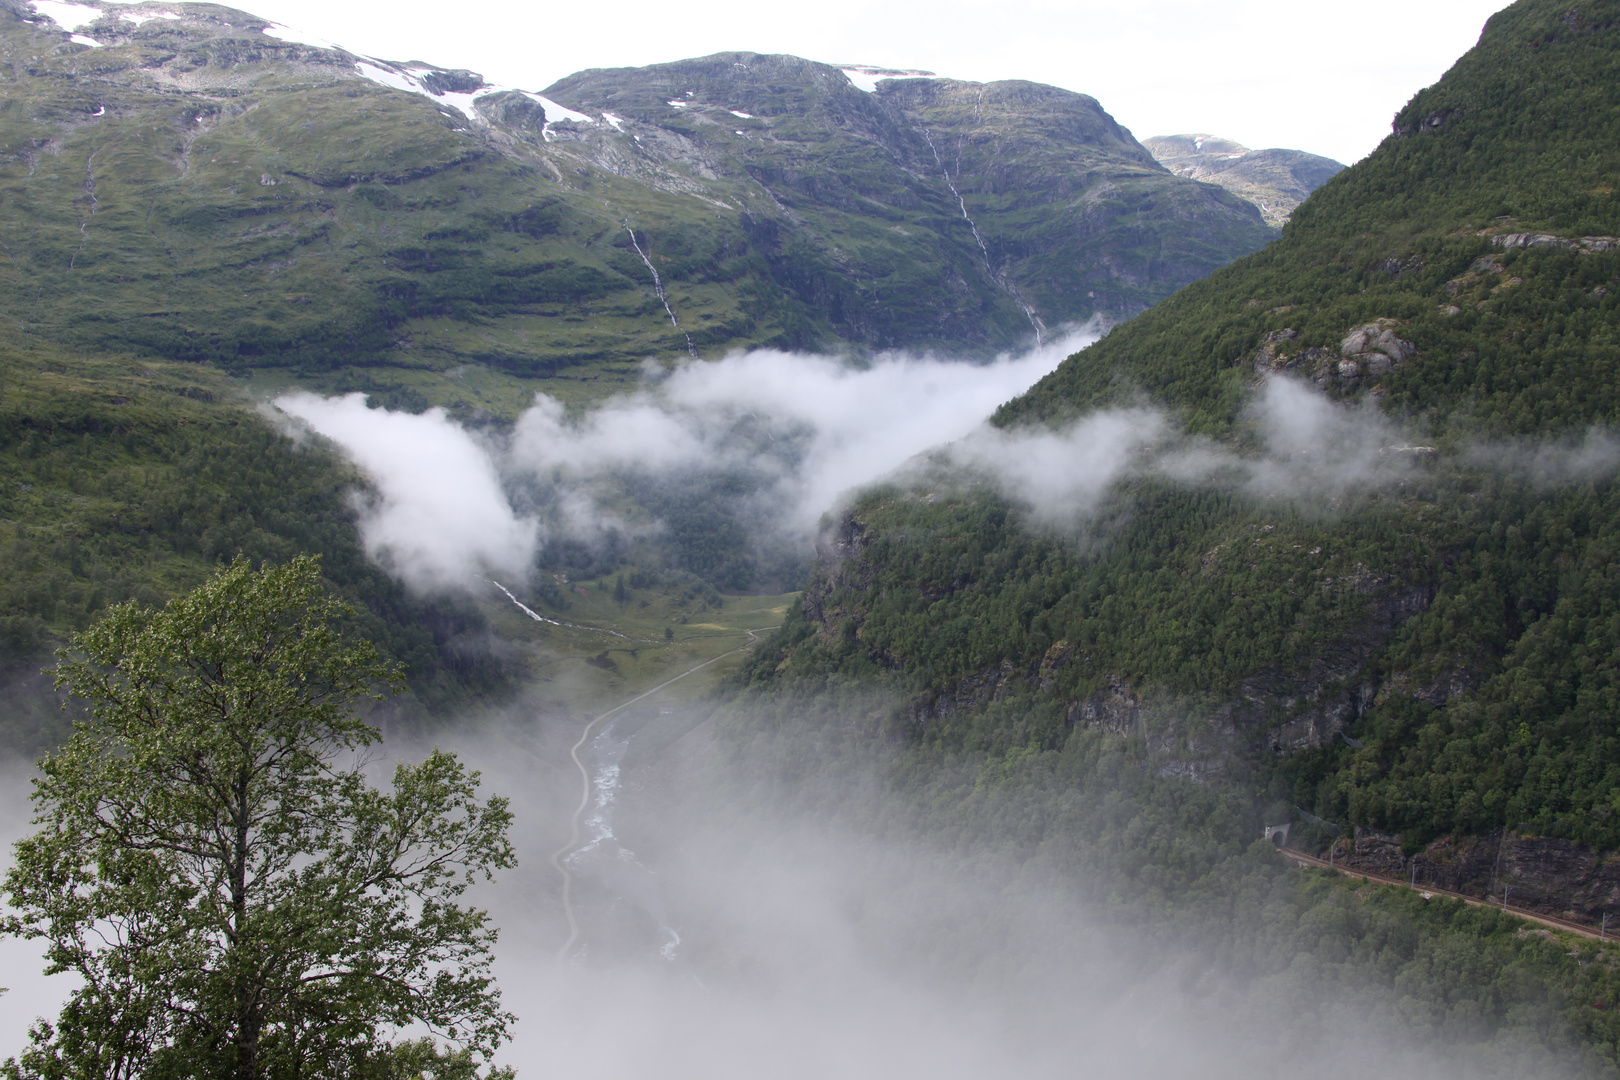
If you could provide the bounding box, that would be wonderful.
[1504,885,1511,910]
[1602,912,1608,943]
[1410,861,1416,889]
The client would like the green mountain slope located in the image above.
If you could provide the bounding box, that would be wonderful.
[0,331,511,749]
[747,0,1620,911]
[0,0,1274,411]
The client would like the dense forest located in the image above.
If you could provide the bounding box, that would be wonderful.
[0,334,510,751]
[736,0,1620,953]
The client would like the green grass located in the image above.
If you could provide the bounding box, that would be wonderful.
[480,577,795,715]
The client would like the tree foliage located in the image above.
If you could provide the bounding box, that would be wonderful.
[0,556,515,1080]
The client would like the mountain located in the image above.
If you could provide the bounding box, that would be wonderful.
[0,332,509,750]
[1143,134,1344,227]
[7,0,1620,1066]
[0,0,1288,696]
[714,2,1620,1063]
[0,1,1275,412]
[751,0,1620,923]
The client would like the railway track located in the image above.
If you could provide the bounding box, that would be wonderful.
[1279,846,1608,942]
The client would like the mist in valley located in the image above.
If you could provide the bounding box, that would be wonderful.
[345,699,1572,1080]
[270,333,1491,604]
[0,698,1596,1078]
[6,340,1620,1077]
[272,327,1104,596]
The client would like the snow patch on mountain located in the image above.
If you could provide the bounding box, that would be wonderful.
[352,61,505,121]
[117,8,178,23]
[29,1,102,31]
[838,64,937,92]
[354,60,419,95]
[69,32,100,45]
[729,110,754,119]
[601,112,625,131]
[436,90,486,120]
[526,94,588,124]
[261,21,344,50]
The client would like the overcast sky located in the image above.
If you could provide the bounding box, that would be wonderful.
[235,0,1512,165]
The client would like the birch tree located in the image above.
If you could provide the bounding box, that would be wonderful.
[1,556,514,1080]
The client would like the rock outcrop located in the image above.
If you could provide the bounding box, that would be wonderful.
[1247,318,1417,388]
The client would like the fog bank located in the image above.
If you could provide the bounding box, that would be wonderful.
[273,393,539,592]
[0,702,1592,1079]
[274,328,1099,593]
[426,709,1576,1080]
[276,339,1620,599]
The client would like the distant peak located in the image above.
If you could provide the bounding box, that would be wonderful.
[1146,133,1252,159]
[1143,134,1345,228]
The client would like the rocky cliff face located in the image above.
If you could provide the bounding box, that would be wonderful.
[1144,134,1344,227]
[0,5,1276,402]
[1337,827,1620,930]
[800,501,1435,780]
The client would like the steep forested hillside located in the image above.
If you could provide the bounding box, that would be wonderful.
[745,0,1620,917]
[703,6,1620,1068]
[0,331,509,749]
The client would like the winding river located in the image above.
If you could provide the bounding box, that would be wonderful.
[488,579,772,963]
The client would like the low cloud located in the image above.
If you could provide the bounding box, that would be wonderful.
[274,328,1100,592]
[1238,375,1416,497]
[277,352,1620,596]
[508,326,1103,536]
[929,376,1419,524]
[941,407,1168,523]
[1465,428,1620,486]
[273,393,540,593]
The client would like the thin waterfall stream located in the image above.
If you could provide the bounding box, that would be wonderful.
[624,222,699,357]
[922,129,1047,346]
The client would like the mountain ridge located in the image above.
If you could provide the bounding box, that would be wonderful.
[0,1,1280,414]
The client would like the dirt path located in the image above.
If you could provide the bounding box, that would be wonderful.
[550,626,776,962]
[1280,846,1608,942]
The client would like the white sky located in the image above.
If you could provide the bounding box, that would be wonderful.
[233,0,1512,165]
